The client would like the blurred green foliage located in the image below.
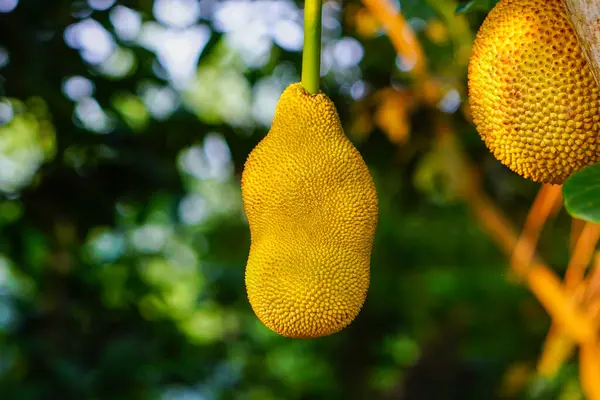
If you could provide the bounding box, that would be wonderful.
[0,0,588,399]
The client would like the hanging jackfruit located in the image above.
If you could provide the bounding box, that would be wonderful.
[468,0,600,184]
[241,83,379,339]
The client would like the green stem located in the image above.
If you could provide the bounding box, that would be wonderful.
[301,0,323,95]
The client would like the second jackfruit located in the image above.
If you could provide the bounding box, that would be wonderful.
[468,0,600,184]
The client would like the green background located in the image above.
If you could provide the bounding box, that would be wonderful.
[0,0,586,398]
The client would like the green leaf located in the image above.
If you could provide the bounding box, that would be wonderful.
[563,163,600,223]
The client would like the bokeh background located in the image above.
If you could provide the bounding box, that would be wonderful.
[0,0,588,398]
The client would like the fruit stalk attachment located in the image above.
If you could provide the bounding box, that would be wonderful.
[301,0,323,95]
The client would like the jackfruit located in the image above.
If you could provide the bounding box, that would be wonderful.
[241,83,378,339]
[467,0,600,184]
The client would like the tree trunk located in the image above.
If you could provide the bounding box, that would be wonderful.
[563,0,600,85]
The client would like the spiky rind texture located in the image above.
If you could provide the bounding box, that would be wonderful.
[241,83,378,338]
[468,0,600,184]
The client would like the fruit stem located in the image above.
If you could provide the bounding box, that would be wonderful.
[301,0,323,95]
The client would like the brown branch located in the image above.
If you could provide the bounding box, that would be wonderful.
[562,0,600,85]
[510,185,562,277]
[580,339,600,400]
[360,0,426,77]
[537,326,576,378]
[565,223,600,291]
[585,252,600,305]
[571,218,587,253]
[528,265,596,345]
[536,223,600,378]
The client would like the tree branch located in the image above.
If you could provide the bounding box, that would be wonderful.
[563,0,600,85]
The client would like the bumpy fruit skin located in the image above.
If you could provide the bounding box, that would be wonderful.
[241,83,378,339]
[468,0,600,184]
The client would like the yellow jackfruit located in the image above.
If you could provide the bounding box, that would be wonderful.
[467,0,600,184]
[241,83,379,339]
